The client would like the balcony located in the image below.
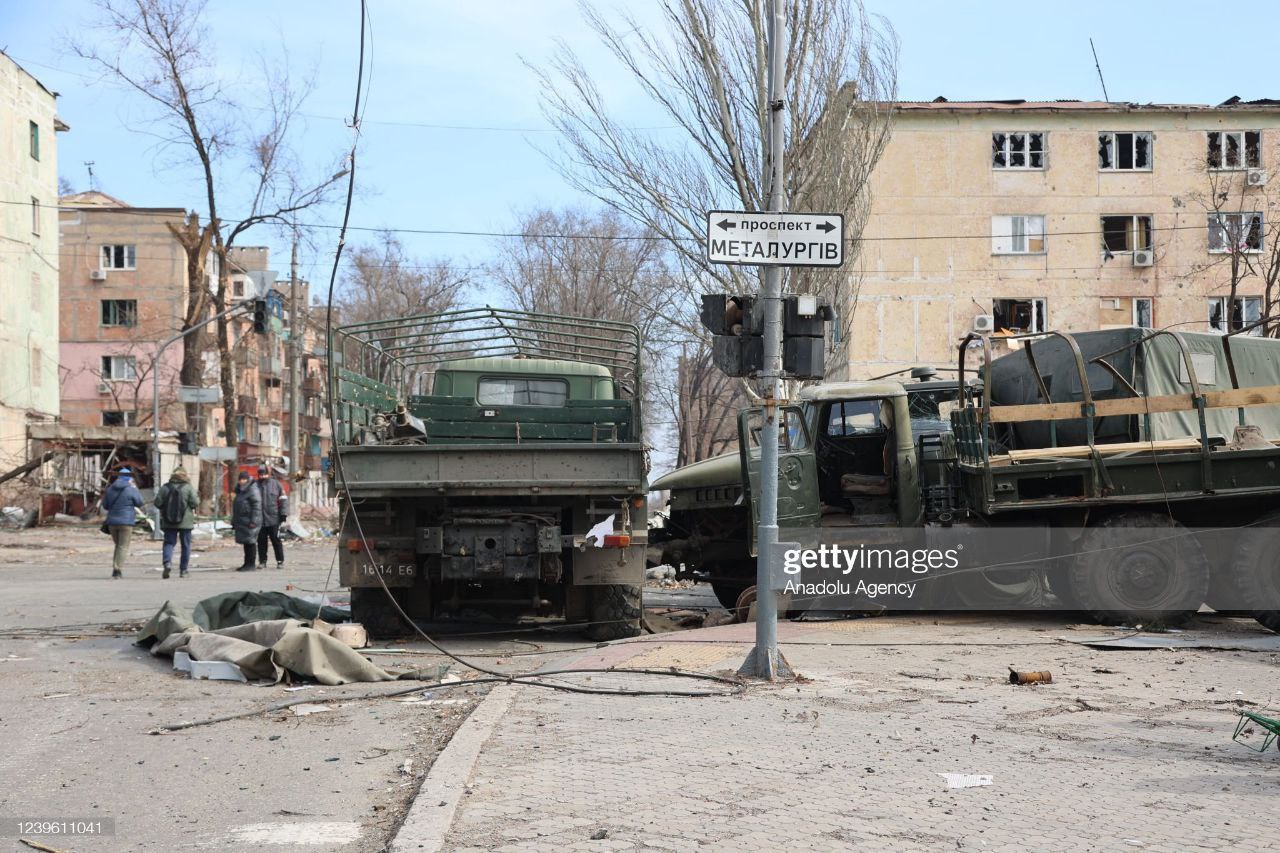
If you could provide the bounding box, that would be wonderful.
[303,453,323,471]
[260,356,283,376]
[237,395,258,416]
[302,374,324,397]
[299,414,323,433]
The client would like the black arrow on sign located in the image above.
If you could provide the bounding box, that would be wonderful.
[717,218,737,230]
[816,221,836,233]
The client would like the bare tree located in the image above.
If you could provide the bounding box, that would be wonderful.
[533,0,898,370]
[341,231,468,323]
[73,0,346,448]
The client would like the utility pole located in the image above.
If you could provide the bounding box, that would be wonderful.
[287,227,301,481]
[739,0,792,680]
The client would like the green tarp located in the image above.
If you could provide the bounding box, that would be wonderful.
[191,590,350,630]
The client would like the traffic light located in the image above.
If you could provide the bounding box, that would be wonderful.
[700,294,763,377]
[252,299,268,334]
[699,293,833,380]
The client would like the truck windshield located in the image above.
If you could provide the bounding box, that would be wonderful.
[827,400,884,436]
[908,388,962,435]
[477,377,569,407]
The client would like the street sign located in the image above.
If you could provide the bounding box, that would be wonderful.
[198,446,239,462]
[705,210,844,268]
[178,386,221,404]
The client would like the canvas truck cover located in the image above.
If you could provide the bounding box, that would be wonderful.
[986,328,1280,449]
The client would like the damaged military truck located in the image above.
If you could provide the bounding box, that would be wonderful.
[329,308,647,640]
[656,327,1280,630]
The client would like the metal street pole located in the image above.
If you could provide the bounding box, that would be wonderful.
[149,300,252,537]
[740,0,792,680]
[287,228,301,481]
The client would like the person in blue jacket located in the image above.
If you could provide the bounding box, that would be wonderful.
[101,467,144,579]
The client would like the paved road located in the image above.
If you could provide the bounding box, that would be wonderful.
[423,614,1280,852]
[0,525,582,853]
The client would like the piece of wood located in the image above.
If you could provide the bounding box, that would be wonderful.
[988,437,1206,466]
[984,384,1280,424]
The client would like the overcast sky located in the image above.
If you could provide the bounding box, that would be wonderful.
[4,0,1272,292]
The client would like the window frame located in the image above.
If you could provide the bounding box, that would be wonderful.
[101,410,137,427]
[100,355,138,382]
[1207,295,1263,335]
[29,121,39,161]
[100,299,139,328]
[30,197,39,235]
[1207,130,1262,171]
[475,376,570,408]
[991,131,1047,170]
[1132,297,1153,329]
[1208,212,1264,254]
[100,244,137,271]
[991,214,1047,255]
[1098,131,1154,171]
[992,297,1048,335]
[1101,214,1155,255]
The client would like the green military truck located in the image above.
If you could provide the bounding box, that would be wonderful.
[654,327,1280,630]
[329,308,647,640]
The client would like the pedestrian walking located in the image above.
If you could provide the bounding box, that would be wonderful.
[154,466,198,578]
[231,471,263,571]
[101,467,144,579]
[256,464,289,570]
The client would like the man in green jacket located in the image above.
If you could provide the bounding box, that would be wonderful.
[154,467,199,578]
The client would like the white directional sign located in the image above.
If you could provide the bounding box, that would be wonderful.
[705,210,844,268]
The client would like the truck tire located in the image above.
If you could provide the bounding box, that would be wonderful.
[1066,513,1209,628]
[1228,511,1280,633]
[711,580,748,612]
[351,586,413,640]
[585,584,643,641]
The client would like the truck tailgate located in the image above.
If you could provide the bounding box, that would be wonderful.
[336,442,645,495]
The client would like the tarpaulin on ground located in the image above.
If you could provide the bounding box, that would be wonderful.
[191,590,350,630]
[136,599,396,685]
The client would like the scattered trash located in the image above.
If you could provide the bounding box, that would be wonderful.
[939,773,993,789]
[1009,668,1052,685]
[331,623,368,649]
[173,650,192,673]
[290,703,331,717]
[399,759,413,775]
[190,660,248,682]
[591,829,609,840]
[584,514,616,547]
[1092,667,1116,674]
[283,685,313,692]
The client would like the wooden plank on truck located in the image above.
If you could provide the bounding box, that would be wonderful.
[985,384,1280,424]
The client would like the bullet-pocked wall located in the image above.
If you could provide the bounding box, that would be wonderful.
[839,100,1280,380]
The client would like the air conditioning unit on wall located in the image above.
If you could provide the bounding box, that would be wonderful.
[1247,169,1268,187]
[96,381,112,394]
[1133,249,1154,267]
[973,314,995,333]
[89,269,107,281]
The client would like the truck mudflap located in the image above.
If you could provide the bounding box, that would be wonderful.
[572,543,647,585]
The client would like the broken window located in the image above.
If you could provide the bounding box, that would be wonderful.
[1133,297,1153,329]
[100,245,136,270]
[993,298,1047,334]
[1101,215,1154,253]
[1208,296,1263,335]
[991,215,1046,254]
[992,132,1045,169]
[100,355,137,381]
[101,410,137,427]
[1098,132,1153,170]
[1208,212,1264,253]
[1207,131,1262,169]
[100,299,138,327]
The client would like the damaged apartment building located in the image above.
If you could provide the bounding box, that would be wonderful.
[839,98,1280,379]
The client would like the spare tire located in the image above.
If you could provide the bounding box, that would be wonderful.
[1066,512,1209,628]
[1228,511,1280,633]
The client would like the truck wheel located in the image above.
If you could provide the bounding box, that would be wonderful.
[351,586,413,639]
[1228,511,1280,633]
[1067,513,1209,628]
[710,580,748,612]
[585,584,642,641]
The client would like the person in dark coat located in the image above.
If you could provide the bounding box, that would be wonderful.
[101,467,144,579]
[231,471,263,571]
[154,467,198,578]
[255,464,289,569]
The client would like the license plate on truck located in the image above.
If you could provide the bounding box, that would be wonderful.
[339,542,418,587]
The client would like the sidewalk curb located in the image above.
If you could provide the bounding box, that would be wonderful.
[389,683,516,853]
